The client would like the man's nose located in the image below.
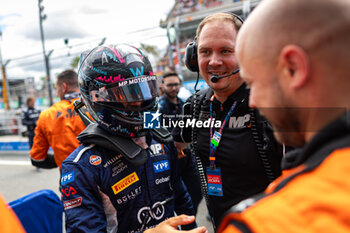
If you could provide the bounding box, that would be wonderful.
[209,53,223,66]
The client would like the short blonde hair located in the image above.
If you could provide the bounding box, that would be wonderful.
[196,12,243,42]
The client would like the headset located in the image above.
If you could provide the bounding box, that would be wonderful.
[184,12,244,79]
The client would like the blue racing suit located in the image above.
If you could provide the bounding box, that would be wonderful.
[61,132,195,233]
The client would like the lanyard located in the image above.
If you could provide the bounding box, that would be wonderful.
[209,95,238,169]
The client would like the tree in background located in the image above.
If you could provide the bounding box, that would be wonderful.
[70,56,80,69]
[140,43,159,57]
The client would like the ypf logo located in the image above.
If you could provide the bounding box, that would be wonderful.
[143,110,161,129]
[61,171,74,185]
[153,160,169,173]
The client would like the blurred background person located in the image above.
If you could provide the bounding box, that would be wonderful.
[159,72,203,215]
[21,97,40,149]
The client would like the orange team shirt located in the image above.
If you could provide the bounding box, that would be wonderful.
[30,98,86,168]
[218,147,350,233]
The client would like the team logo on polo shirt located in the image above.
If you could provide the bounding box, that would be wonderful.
[229,114,251,128]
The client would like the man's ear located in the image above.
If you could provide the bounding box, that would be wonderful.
[62,82,68,93]
[279,45,309,89]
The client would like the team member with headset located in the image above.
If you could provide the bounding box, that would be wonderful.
[172,12,284,230]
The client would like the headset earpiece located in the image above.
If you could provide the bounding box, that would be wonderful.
[228,12,244,24]
[185,38,199,72]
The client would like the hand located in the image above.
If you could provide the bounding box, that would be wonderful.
[144,215,208,233]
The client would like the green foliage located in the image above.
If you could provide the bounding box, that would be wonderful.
[140,43,159,57]
[70,56,80,69]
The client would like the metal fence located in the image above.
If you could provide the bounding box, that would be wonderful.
[0,110,25,136]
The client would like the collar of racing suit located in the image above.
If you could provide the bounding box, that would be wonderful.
[77,123,173,166]
[64,92,80,101]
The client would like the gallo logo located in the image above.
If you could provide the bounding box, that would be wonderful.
[90,155,102,166]
[61,171,74,185]
[143,111,161,129]
[153,160,169,173]
[61,186,78,197]
[112,172,139,195]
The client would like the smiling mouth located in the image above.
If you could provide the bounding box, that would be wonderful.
[209,72,227,77]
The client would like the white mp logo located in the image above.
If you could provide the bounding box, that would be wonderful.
[149,144,164,155]
[229,114,251,128]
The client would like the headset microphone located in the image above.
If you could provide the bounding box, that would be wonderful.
[211,68,240,83]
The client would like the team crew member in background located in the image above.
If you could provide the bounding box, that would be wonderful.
[21,96,40,149]
[159,72,203,215]
[218,0,350,232]
[172,12,284,229]
[61,44,203,233]
[159,72,184,122]
[30,69,86,169]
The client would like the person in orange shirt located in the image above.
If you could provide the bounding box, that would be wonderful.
[217,0,350,232]
[30,69,86,169]
[0,194,25,233]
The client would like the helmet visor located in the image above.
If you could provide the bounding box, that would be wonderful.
[89,75,159,111]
